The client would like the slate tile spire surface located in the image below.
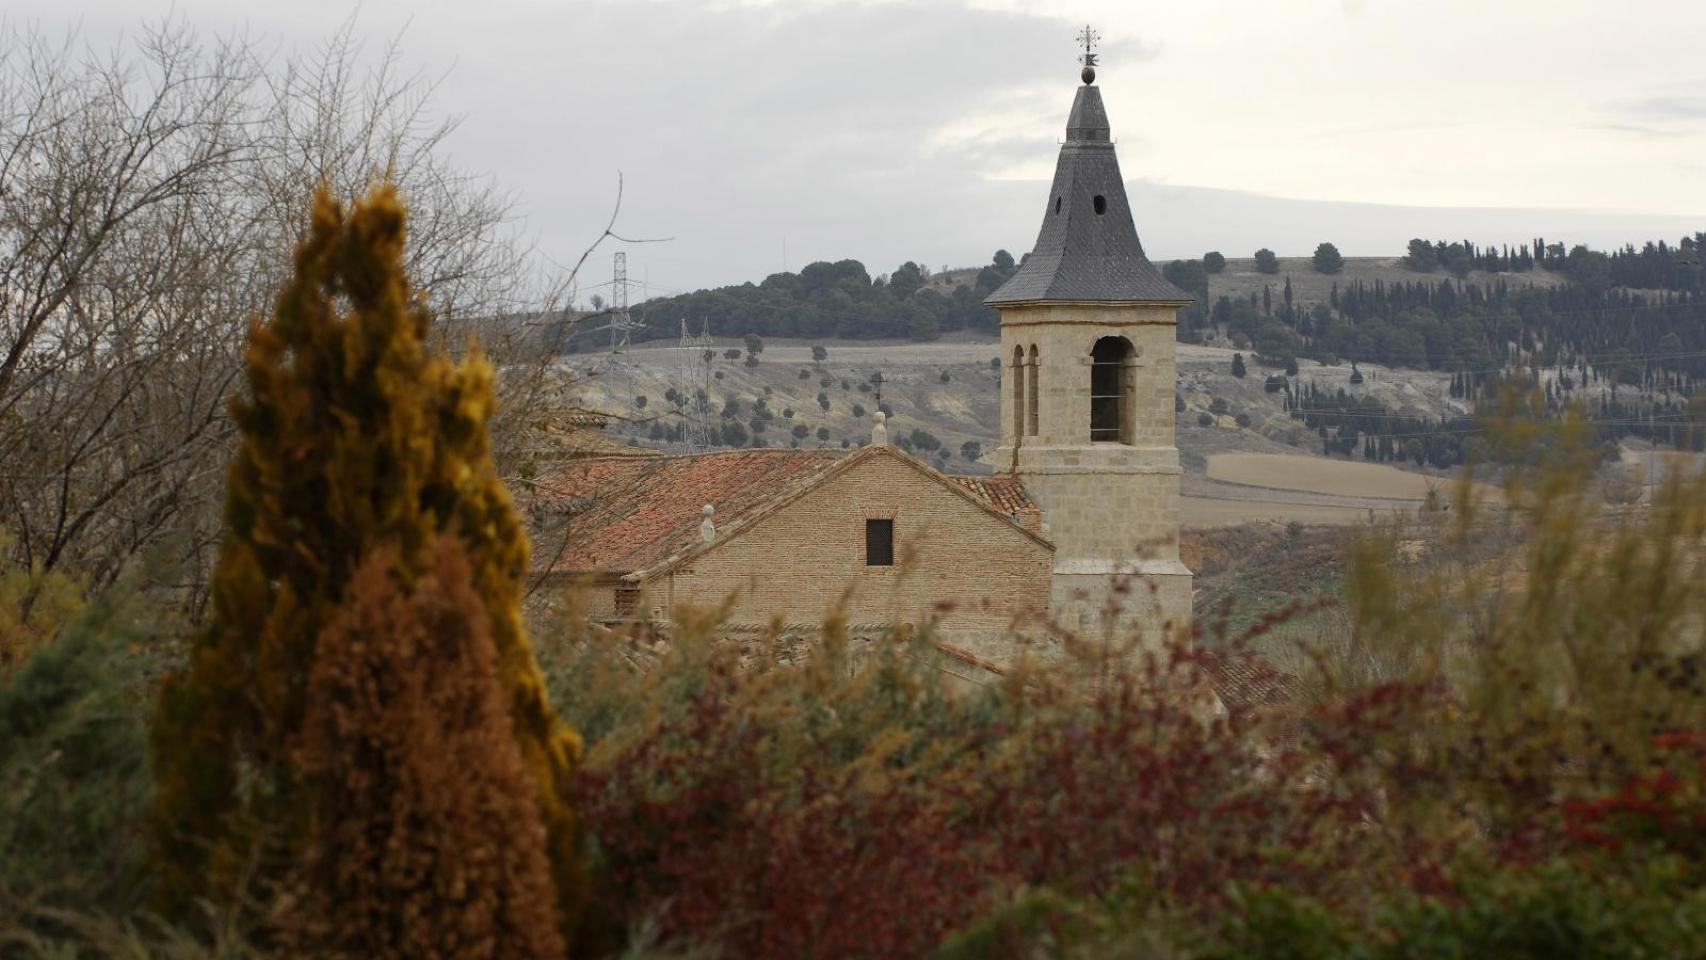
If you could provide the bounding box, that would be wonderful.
[986,55,1190,306]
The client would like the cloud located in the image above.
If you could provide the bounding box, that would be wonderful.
[1593,122,1689,140]
[1603,85,1706,137]
[1618,94,1706,121]
[421,0,1136,288]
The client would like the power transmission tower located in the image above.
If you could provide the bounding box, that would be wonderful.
[677,317,715,451]
[610,251,634,353]
[586,251,647,416]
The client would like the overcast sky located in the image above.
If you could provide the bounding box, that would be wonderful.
[16,0,1706,295]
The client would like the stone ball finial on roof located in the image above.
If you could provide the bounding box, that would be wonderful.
[872,410,888,447]
[699,503,715,543]
[1076,23,1099,85]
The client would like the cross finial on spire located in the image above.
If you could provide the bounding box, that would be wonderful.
[1077,24,1100,84]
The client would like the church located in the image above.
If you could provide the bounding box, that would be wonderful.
[537,56,1193,670]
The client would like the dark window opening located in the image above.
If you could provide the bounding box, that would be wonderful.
[1011,345,1025,439]
[1026,344,1039,437]
[1090,336,1133,443]
[1092,195,1107,215]
[865,518,894,566]
[1054,196,1062,214]
[614,586,641,617]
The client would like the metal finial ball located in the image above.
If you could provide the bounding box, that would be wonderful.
[1081,65,1096,85]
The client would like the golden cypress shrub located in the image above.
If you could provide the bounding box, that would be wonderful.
[280,536,564,960]
[149,186,583,941]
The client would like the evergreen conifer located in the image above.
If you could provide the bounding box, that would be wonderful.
[150,187,584,942]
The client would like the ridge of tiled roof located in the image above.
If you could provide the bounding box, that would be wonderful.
[1206,651,1298,714]
[537,449,843,573]
[536,447,1051,577]
[947,474,1044,533]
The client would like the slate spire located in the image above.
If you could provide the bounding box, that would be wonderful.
[986,57,1189,306]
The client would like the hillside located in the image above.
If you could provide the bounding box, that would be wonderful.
[1199,256,1573,311]
[563,334,1491,530]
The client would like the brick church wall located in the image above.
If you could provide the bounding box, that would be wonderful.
[646,452,1053,659]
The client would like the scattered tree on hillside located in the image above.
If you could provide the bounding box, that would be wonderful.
[1255,248,1279,274]
[1163,259,1209,300]
[812,344,828,365]
[1313,242,1344,274]
[909,429,941,452]
[1203,251,1227,274]
[1404,238,1438,272]
[1232,353,1248,378]
[889,261,926,299]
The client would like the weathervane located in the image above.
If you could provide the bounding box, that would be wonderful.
[1077,24,1100,84]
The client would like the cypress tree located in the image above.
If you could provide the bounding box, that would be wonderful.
[280,537,565,959]
[150,187,585,941]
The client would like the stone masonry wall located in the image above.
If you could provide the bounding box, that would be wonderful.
[645,451,1054,660]
[995,302,1192,645]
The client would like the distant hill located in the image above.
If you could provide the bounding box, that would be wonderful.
[1201,256,1571,312]
[568,254,1020,351]
[564,233,1706,392]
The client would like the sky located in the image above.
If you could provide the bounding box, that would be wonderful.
[13,0,1706,296]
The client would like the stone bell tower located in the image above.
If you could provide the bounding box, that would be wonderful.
[987,38,1193,642]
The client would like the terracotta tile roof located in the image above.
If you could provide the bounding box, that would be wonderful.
[1206,651,1298,714]
[948,474,1044,533]
[536,449,842,573]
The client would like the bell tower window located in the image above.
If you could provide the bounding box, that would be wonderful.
[1090,336,1134,444]
[1026,345,1039,436]
[1010,345,1025,440]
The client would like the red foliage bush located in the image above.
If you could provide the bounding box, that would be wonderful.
[1560,732,1706,859]
[572,639,1399,959]
[578,656,991,958]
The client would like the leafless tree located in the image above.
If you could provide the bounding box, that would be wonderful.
[0,19,606,611]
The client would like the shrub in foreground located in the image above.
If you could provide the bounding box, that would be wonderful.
[148,186,583,942]
[281,537,563,958]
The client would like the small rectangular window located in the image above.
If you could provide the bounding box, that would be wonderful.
[865,518,894,567]
[614,586,640,617]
